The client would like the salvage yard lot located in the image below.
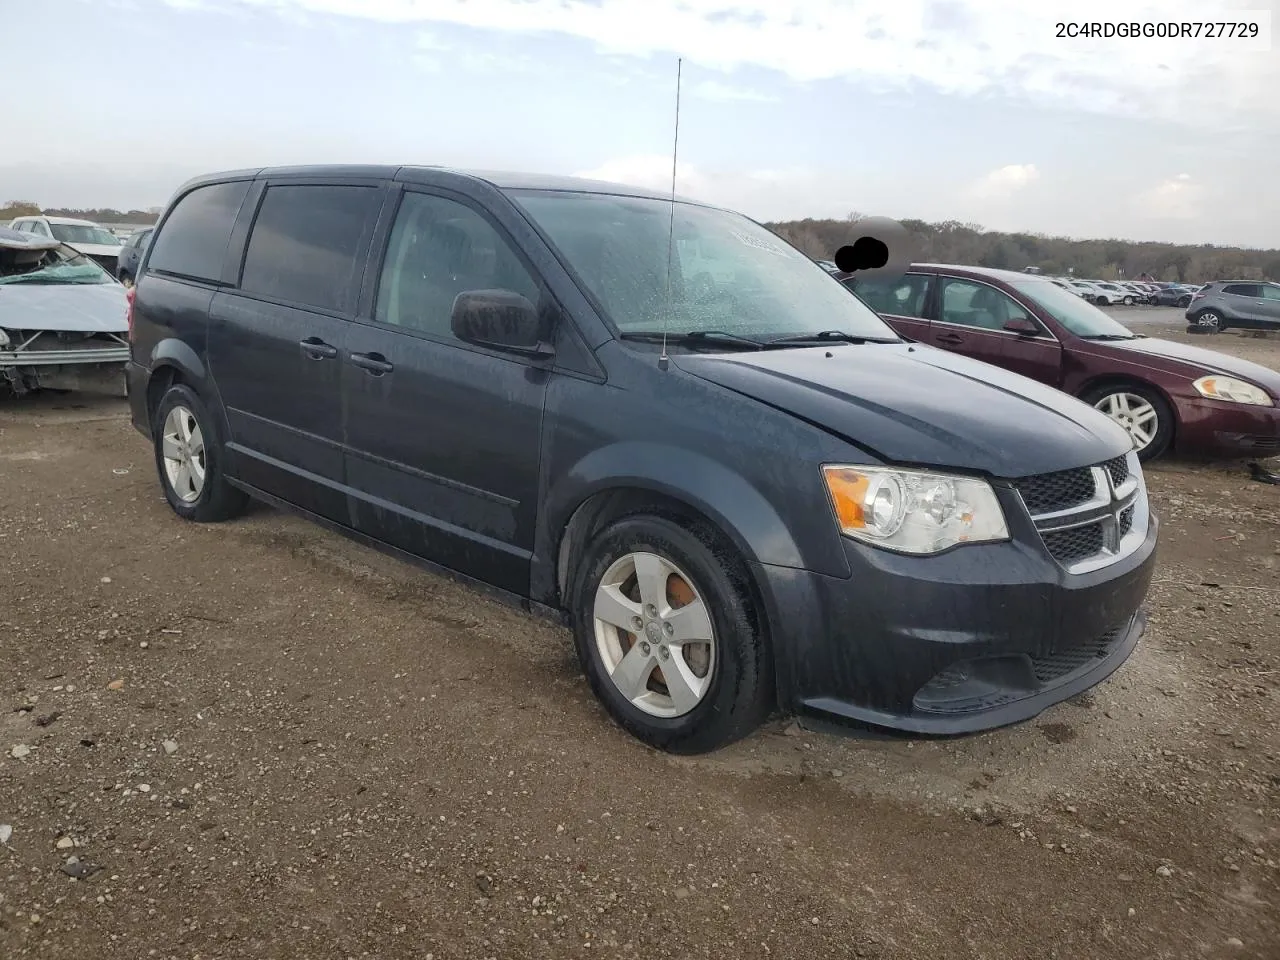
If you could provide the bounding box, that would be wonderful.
[2,323,1278,959]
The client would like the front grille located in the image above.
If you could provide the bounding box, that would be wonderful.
[1103,455,1129,487]
[1015,453,1145,573]
[1014,467,1096,513]
[1041,524,1104,565]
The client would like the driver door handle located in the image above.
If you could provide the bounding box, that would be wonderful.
[935,332,964,345]
[299,337,338,360]
[349,351,394,375]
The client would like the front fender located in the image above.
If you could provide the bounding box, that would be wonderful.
[532,440,851,607]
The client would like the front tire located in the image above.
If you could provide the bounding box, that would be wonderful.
[1122,296,1134,306]
[152,383,248,522]
[1083,383,1174,462]
[570,514,772,754]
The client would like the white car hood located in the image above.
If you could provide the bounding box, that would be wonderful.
[0,282,128,333]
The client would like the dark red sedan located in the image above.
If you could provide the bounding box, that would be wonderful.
[837,263,1280,461]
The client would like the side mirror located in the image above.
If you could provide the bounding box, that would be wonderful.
[450,289,552,359]
[1003,317,1039,336]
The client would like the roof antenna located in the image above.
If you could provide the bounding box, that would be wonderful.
[659,56,683,371]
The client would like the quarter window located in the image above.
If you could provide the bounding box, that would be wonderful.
[846,274,931,318]
[1259,285,1280,301]
[939,278,1032,331]
[1222,283,1260,297]
[240,184,383,313]
[374,192,541,340]
[148,180,252,283]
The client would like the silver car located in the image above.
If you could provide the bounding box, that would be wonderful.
[1185,281,1280,333]
[0,228,129,396]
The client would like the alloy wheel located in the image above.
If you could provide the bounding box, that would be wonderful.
[1094,392,1159,451]
[161,405,207,503]
[591,551,716,718]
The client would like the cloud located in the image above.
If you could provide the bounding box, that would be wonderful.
[1135,173,1203,220]
[573,155,705,197]
[690,79,778,103]
[174,0,1277,126]
[967,164,1040,200]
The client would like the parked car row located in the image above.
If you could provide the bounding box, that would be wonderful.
[1047,277,1203,307]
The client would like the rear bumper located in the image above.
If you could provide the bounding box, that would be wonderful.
[126,359,152,437]
[755,512,1159,735]
[1173,396,1280,458]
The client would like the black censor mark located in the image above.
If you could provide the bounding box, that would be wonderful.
[1055,21,1261,39]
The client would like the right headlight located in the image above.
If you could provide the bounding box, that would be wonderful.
[1192,375,1273,407]
[822,465,1009,556]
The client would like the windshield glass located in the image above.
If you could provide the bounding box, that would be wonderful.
[0,243,114,285]
[509,190,898,342]
[1011,279,1137,337]
[49,223,121,246]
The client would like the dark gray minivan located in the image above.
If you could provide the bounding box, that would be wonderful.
[126,165,1159,753]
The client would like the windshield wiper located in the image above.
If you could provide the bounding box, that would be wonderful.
[764,330,898,346]
[1079,333,1139,341]
[619,330,764,350]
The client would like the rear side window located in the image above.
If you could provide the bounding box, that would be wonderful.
[1222,283,1260,297]
[846,273,931,318]
[148,181,251,282]
[239,184,382,313]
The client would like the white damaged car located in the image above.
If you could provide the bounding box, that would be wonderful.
[0,227,129,396]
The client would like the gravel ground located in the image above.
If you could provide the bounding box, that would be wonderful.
[1,325,1277,960]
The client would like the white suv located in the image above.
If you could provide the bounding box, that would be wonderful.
[7,215,124,274]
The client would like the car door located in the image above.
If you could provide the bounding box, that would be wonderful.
[841,271,933,340]
[1254,284,1280,327]
[341,187,552,595]
[206,178,387,523]
[1218,283,1266,328]
[929,275,1063,385]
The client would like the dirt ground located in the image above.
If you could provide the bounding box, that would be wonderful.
[2,323,1277,960]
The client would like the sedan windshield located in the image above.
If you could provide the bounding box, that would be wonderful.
[49,223,121,246]
[1010,279,1138,338]
[0,244,114,285]
[509,190,899,344]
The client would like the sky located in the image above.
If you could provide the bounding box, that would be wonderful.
[5,0,1278,248]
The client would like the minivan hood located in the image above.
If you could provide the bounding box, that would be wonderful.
[0,282,128,333]
[1101,337,1280,396]
[675,342,1132,477]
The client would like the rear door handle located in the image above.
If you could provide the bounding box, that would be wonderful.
[349,351,394,375]
[935,333,964,345]
[299,337,338,360]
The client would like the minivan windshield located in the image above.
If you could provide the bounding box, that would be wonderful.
[510,190,899,344]
[49,223,121,247]
[1010,279,1139,338]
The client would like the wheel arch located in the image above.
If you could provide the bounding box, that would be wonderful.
[550,483,783,712]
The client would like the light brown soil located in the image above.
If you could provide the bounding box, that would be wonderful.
[2,329,1277,959]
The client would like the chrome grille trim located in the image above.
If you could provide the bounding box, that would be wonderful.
[1016,450,1149,575]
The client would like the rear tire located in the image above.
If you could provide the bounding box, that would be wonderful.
[570,514,772,754]
[152,383,248,522]
[1082,383,1174,462]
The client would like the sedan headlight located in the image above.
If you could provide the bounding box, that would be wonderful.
[0,329,9,347]
[822,465,1009,555]
[1193,375,1273,406]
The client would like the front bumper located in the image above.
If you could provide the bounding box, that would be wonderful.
[755,510,1159,735]
[1173,396,1280,458]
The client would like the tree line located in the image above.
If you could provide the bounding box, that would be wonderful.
[766,216,1280,284]
[1,202,161,225]
[4,200,1276,282]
